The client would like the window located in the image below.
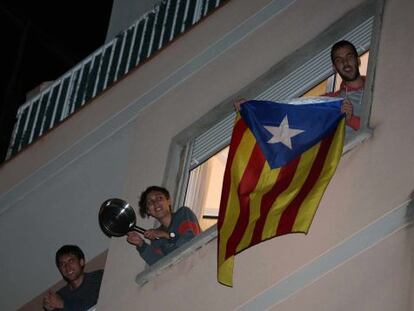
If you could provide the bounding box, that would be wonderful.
[185,147,229,230]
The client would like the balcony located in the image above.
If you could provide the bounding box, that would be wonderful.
[7,0,229,160]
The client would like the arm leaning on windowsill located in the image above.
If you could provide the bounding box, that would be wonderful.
[131,207,201,265]
[127,231,166,265]
[137,241,165,266]
[173,206,202,248]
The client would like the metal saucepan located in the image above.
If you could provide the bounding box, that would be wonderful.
[99,198,146,237]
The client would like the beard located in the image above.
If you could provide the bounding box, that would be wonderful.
[338,65,360,82]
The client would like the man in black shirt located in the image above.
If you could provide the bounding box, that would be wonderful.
[43,245,103,311]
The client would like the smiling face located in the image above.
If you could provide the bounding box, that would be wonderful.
[145,190,171,221]
[332,45,361,82]
[57,253,85,285]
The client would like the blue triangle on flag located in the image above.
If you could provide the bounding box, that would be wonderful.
[240,99,344,169]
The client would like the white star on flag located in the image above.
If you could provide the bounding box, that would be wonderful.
[264,115,304,149]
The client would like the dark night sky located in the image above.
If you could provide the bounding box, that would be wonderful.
[0,1,113,161]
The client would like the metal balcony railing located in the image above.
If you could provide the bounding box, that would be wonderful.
[7,0,229,159]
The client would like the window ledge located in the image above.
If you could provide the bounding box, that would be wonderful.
[343,127,373,154]
[135,225,218,286]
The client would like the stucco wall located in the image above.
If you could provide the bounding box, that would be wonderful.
[1,0,413,310]
[270,226,414,311]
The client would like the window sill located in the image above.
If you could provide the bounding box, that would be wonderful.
[343,127,373,154]
[135,225,218,286]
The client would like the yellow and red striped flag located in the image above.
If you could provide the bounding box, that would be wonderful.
[217,98,345,286]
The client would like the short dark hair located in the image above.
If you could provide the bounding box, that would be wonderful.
[138,186,170,218]
[55,245,85,267]
[330,40,359,62]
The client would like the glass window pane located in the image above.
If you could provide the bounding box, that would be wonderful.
[184,147,229,230]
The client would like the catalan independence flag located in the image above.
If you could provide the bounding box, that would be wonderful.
[217,98,345,286]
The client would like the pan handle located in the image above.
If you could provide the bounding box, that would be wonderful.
[130,225,161,240]
[131,225,146,234]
